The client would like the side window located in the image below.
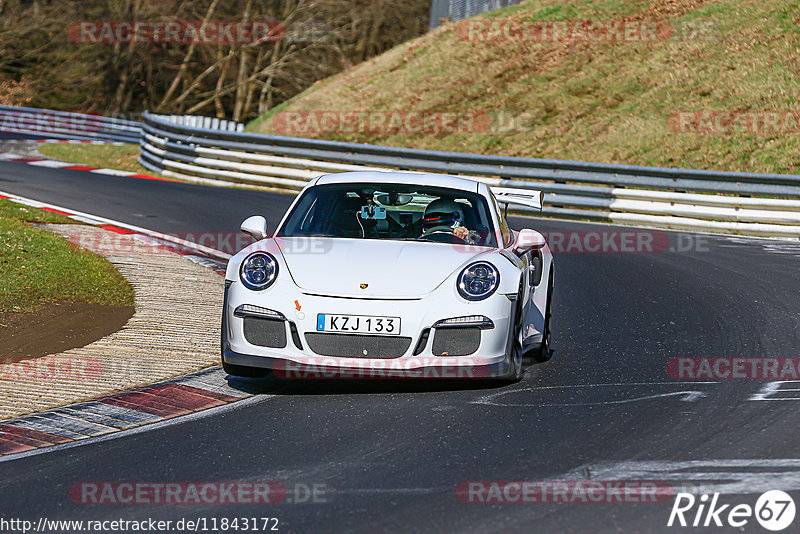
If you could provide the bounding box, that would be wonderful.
[491,193,512,247]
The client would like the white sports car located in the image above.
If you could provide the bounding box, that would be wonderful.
[222,171,554,381]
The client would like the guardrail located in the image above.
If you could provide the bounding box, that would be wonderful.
[429,0,522,29]
[0,105,140,143]
[2,105,798,238]
[155,114,243,132]
[139,111,800,238]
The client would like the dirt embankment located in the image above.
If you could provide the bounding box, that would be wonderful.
[1,302,134,361]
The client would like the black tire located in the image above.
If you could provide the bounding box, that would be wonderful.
[532,268,554,363]
[222,360,272,378]
[507,324,523,382]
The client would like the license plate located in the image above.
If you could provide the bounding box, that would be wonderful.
[316,314,401,335]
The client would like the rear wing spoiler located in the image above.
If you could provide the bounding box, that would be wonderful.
[492,187,544,211]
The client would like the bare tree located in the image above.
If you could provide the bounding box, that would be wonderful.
[0,0,430,119]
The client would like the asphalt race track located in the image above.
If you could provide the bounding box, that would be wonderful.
[1,145,800,533]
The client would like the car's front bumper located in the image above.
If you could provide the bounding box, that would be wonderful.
[222,281,518,379]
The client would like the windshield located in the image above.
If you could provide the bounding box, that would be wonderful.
[277,183,498,247]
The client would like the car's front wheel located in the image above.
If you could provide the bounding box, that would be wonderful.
[507,324,523,381]
[532,267,553,363]
[499,279,525,382]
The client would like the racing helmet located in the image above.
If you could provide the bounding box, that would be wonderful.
[422,198,464,233]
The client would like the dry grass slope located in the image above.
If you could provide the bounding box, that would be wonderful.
[249,0,800,175]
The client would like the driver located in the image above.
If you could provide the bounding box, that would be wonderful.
[421,198,472,241]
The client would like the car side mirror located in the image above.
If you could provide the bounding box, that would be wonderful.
[241,216,268,241]
[515,229,546,255]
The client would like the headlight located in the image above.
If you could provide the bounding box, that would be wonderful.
[239,252,279,290]
[457,261,499,301]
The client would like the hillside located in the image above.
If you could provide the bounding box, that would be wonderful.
[248,0,800,175]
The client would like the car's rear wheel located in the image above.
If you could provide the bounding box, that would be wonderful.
[532,267,554,363]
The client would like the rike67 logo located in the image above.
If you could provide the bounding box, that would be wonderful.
[668,490,796,531]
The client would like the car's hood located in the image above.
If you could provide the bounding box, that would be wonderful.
[275,238,491,298]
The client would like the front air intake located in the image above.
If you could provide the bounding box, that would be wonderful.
[304,333,411,359]
[243,317,288,349]
[432,327,481,357]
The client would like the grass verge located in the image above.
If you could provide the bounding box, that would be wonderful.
[0,199,135,314]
